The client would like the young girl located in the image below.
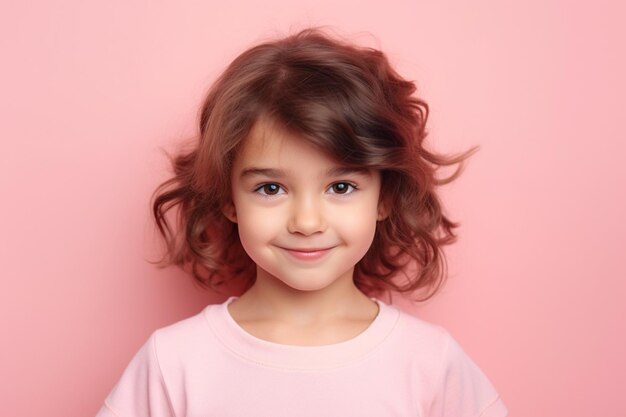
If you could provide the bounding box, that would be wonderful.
[96,28,507,417]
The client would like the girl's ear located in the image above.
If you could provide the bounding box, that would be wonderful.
[222,201,238,223]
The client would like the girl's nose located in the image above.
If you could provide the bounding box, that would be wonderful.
[287,196,326,236]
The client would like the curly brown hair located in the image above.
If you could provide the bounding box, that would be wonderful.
[152,27,476,301]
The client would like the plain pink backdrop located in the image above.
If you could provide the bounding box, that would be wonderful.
[1,1,624,416]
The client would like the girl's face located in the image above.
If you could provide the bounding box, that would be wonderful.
[226,118,385,294]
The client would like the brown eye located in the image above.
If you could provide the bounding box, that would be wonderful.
[330,182,355,194]
[258,183,283,196]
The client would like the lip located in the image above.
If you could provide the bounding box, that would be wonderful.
[279,246,335,261]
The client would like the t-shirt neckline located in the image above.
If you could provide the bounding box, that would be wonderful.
[205,295,400,370]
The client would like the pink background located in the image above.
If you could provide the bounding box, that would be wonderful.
[1,1,625,416]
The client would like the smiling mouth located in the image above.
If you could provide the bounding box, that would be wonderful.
[279,246,335,261]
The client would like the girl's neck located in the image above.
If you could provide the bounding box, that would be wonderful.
[229,268,378,327]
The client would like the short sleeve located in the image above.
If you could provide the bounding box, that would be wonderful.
[95,333,176,417]
[428,335,508,417]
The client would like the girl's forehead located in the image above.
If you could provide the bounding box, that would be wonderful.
[237,118,324,164]
[240,118,292,154]
[233,118,374,178]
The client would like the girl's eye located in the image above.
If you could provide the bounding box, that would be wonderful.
[328,182,356,195]
[255,183,284,196]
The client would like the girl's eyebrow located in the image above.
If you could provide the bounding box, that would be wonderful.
[326,166,372,177]
[239,166,372,179]
[239,168,285,179]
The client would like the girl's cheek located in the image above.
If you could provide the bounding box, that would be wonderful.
[333,198,379,223]
[237,205,285,234]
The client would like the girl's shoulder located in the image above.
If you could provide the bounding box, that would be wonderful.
[146,302,222,359]
[389,304,508,416]
[393,304,448,334]
[388,302,453,348]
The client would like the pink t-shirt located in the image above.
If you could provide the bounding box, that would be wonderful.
[97,296,507,417]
